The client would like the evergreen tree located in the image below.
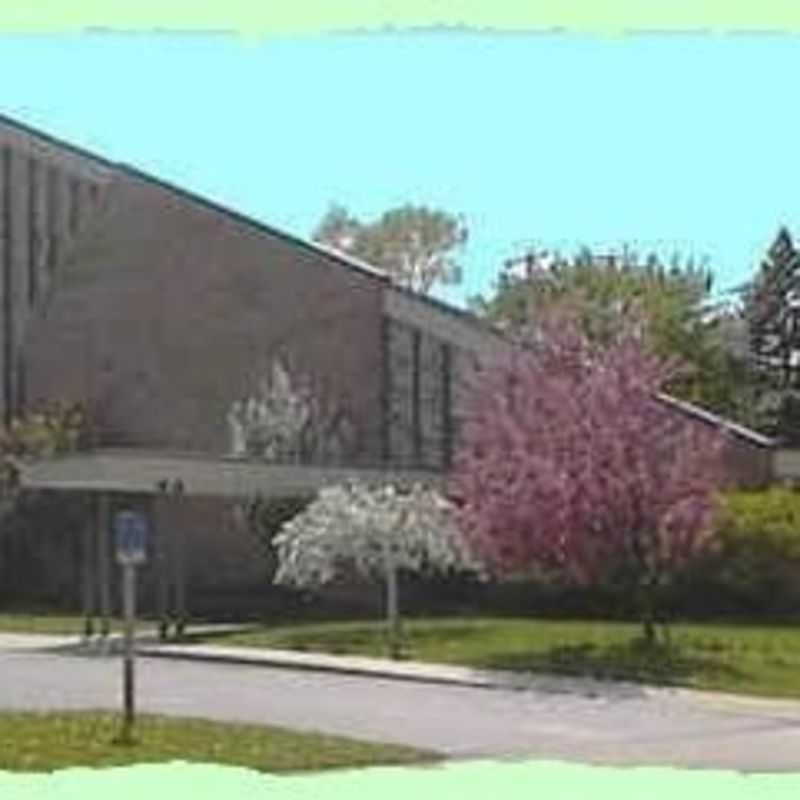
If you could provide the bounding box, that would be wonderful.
[741,227,800,441]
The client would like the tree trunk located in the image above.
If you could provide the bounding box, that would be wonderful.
[655,597,672,650]
[386,562,401,659]
[630,534,661,648]
[383,539,401,660]
[638,576,657,647]
[642,613,656,646]
[660,617,672,649]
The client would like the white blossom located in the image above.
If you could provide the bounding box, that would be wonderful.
[273,481,484,588]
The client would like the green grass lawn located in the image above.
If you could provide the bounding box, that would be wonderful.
[0,712,437,773]
[0,613,125,635]
[183,616,800,700]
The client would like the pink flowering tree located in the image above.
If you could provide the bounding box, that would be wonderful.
[449,307,727,646]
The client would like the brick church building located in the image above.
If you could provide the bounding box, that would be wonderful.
[0,113,777,625]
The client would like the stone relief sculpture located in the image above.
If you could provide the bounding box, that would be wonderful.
[226,401,247,457]
[226,358,356,465]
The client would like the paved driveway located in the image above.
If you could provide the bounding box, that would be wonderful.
[2,647,800,772]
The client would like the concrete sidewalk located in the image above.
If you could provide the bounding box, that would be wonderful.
[0,624,248,653]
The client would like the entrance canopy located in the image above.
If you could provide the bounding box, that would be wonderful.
[18,449,444,497]
[16,448,444,643]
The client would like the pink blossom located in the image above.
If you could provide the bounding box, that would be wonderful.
[449,309,726,594]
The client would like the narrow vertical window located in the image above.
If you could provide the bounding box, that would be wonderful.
[15,355,25,413]
[69,175,80,234]
[411,329,422,465]
[3,147,13,424]
[46,165,59,272]
[380,316,392,463]
[441,342,453,470]
[27,157,37,306]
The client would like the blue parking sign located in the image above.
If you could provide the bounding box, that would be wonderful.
[114,510,148,566]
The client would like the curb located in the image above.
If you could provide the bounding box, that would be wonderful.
[138,644,505,690]
[670,686,800,718]
[134,645,800,716]
[135,643,658,699]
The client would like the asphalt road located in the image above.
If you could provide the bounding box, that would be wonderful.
[2,648,800,772]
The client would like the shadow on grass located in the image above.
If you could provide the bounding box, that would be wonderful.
[479,638,747,689]
[179,626,261,644]
[179,625,381,655]
[287,621,496,657]
[184,620,487,650]
[177,622,753,697]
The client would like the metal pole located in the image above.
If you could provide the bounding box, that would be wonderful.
[121,561,137,742]
[155,480,170,640]
[97,492,111,643]
[173,480,187,639]
[81,505,95,643]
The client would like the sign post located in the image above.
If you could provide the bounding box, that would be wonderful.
[114,508,148,744]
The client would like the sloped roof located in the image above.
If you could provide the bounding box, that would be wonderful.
[655,392,776,449]
[0,111,502,340]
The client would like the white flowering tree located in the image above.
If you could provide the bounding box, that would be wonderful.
[273,481,484,658]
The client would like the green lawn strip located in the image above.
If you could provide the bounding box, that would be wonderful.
[183,617,800,700]
[0,613,185,636]
[0,712,438,773]
[0,614,131,635]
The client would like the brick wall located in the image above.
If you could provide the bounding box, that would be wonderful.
[23,172,387,460]
[719,434,773,489]
[0,120,110,422]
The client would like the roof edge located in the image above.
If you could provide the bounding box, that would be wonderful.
[0,111,392,286]
[655,392,776,448]
[0,111,119,174]
[0,111,513,344]
[115,162,394,285]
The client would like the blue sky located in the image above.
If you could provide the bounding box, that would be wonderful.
[1,32,798,307]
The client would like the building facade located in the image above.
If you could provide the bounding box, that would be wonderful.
[0,114,507,615]
[0,113,778,619]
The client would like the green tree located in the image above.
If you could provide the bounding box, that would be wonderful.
[0,402,88,520]
[739,227,800,440]
[471,247,757,423]
[0,402,88,600]
[312,204,468,294]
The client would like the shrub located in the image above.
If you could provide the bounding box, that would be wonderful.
[673,488,800,619]
[719,489,800,558]
[233,494,313,580]
[398,490,800,623]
